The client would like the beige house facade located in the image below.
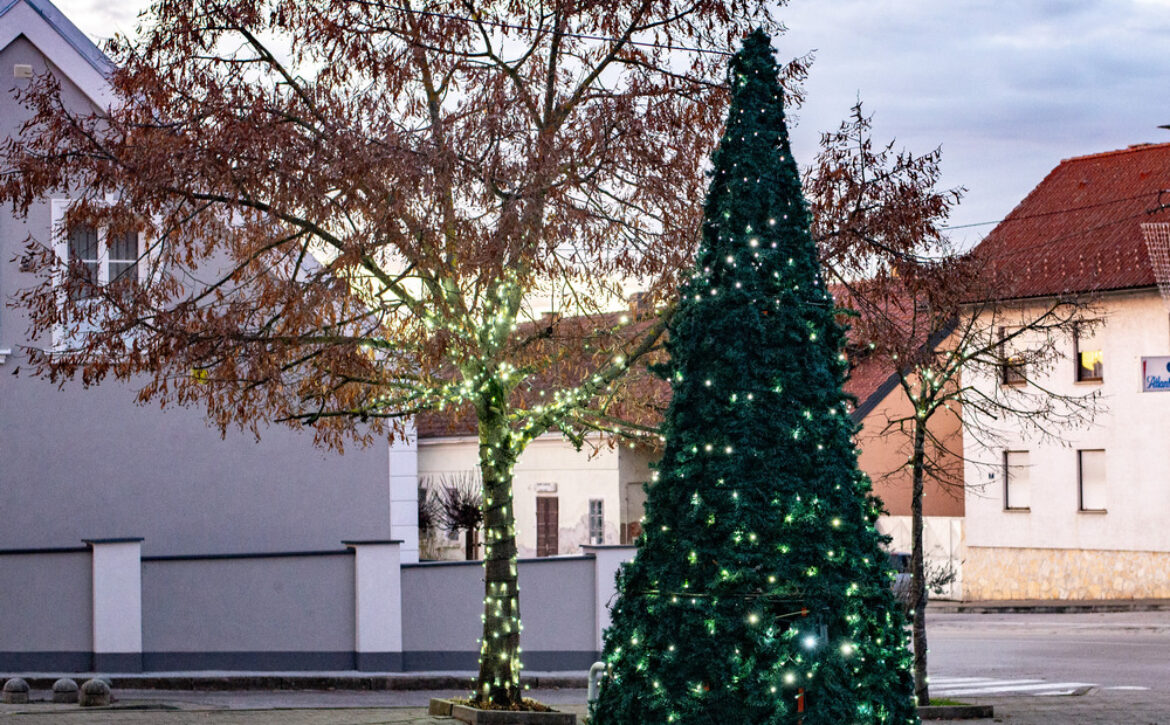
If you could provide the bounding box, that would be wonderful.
[418,434,656,559]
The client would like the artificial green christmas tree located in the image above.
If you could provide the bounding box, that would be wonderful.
[590,30,918,724]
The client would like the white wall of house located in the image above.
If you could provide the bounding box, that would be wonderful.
[963,290,1170,599]
[418,434,655,558]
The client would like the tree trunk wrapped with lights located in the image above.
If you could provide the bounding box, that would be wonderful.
[591,29,918,724]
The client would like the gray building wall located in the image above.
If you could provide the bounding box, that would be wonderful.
[141,553,355,670]
[0,35,392,556]
[401,556,597,670]
[0,549,91,670]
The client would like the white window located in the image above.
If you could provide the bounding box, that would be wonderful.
[50,199,147,348]
[588,499,604,545]
[1078,449,1106,512]
[1004,450,1030,511]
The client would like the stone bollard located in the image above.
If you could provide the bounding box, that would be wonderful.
[52,678,79,703]
[79,678,111,707]
[2,677,29,704]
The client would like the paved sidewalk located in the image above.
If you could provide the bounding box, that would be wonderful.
[0,672,589,692]
[0,706,457,723]
[0,689,590,723]
[932,690,1170,725]
[4,688,1168,724]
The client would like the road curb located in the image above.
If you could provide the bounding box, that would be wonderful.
[930,599,1170,614]
[6,674,588,692]
[920,704,994,720]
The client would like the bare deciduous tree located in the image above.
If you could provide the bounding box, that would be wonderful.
[807,105,1101,706]
[1,0,805,706]
[845,256,1100,706]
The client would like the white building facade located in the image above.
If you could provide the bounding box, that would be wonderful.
[964,290,1170,599]
[961,142,1170,600]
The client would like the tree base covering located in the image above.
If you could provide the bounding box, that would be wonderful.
[590,29,918,725]
[460,698,557,712]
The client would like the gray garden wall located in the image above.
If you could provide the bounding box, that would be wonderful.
[141,553,355,670]
[402,556,597,670]
[0,549,91,670]
[0,542,634,674]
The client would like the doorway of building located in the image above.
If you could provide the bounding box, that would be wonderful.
[536,495,559,556]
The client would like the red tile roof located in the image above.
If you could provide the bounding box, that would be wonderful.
[842,354,897,419]
[973,142,1170,299]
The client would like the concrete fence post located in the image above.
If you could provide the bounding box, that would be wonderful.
[580,545,637,655]
[83,538,143,672]
[343,540,403,671]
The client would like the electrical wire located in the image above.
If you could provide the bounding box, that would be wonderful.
[943,190,1162,231]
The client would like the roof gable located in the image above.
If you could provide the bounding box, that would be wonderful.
[0,0,113,107]
[973,142,1170,299]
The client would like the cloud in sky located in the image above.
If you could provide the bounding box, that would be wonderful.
[779,0,1170,246]
[54,0,1170,247]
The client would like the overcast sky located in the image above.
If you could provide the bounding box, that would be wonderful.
[56,0,1170,248]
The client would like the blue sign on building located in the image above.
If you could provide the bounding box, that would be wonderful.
[1142,356,1170,392]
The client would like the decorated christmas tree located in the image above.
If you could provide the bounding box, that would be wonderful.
[590,29,918,724]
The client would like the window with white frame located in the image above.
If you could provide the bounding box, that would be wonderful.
[65,224,100,300]
[53,202,144,290]
[1078,449,1106,512]
[1004,450,1030,511]
[51,200,146,347]
[588,499,604,545]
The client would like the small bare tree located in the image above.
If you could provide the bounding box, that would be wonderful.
[416,487,442,560]
[807,104,1102,706]
[845,256,1101,706]
[426,471,485,561]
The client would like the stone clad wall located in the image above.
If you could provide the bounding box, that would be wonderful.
[965,546,1170,600]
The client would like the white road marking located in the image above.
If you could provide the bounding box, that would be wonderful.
[1104,685,1150,691]
[935,681,1094,697]
[928,677,996,685]
[934,679,1044,691]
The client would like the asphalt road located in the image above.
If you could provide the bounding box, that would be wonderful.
[929,610,1170,690]
[927,610,1170,724]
